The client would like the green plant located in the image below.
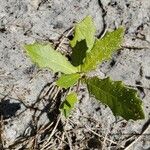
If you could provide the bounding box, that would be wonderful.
[24,16,145,120]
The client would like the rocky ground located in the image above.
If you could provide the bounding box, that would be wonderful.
[0,0,150,149]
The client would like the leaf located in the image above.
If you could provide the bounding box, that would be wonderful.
[70,16,96,51]
[81,27,124,72]
[56,73,81,89]
[86,77,145,120]
[24,42,78,74]
[70,16,96,69]
[60,92,78,118]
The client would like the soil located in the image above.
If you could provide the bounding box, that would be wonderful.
[0,0,150,149]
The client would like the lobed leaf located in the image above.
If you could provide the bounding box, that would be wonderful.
[56,73,81,89]
[86,77,145,120]
[70,16,96,70]
[60,92,78,118]
[81,27,124,72]
[24,42,78,74]
[70,16,96,51]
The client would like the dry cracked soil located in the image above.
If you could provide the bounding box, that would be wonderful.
[0,0,150,150]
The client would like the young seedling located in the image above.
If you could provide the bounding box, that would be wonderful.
[24,16,145,120]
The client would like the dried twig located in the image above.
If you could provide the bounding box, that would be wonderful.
[124,125,150,150]
[65,131,73,150]
[55,134,68,145]
[85,125,124,149]
[57,120,69,149]
[102,127,109,150]
[56,27,74,51]
[41,116,61,150]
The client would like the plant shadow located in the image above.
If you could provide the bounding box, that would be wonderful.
[0,99,21,119]
[71,39,88,66]
[3,82,65,149]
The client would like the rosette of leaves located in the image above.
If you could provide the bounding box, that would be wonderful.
[24,16,145,120]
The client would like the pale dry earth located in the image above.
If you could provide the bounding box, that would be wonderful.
[0,0,150,149]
